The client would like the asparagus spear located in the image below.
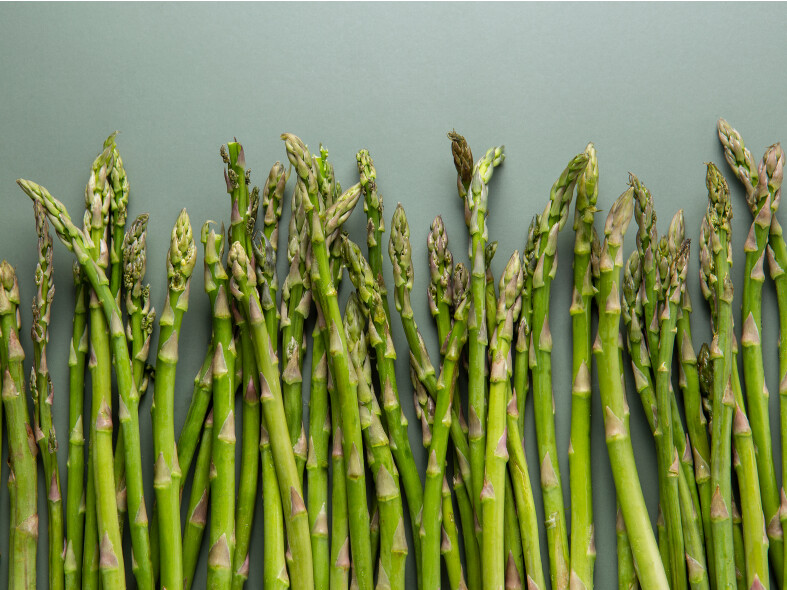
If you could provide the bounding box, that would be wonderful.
[483,253,523,590]
[182,409,214,590]
[531,151,588,590]
[569,142,598,590]
[448,131,504,523]
[18,177,157,589]
[698,163,737,590]
[345,294,406,590]
[200,223,238,589]
[65,260,87,590]
[718,119,785,582]
[283,133,372,590]
[0,261,38,590]
[30,201,64,590]
[616,510,638,590]
[152,209,196,590]
[228,239,315,590]
[109,140,129,299]
[593,188,669,590]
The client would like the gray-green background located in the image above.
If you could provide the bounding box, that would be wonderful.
[2,2,787,588]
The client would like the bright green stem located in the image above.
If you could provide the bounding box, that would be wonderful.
[177,345,214,484]
[732,503,746,590]
[240,268,315,590]
[442,478,468,590]
[503,473,524,590]
[307,320,330,590]
[329,384,350,590]
[423,320,467,590]
[730,358,769,589]
[710,241,736,590]
[616,509,638,590]
[152,283,190,590]
[261,418,289,590]
[89,293,126,589]
[183,411,213,590]
[507,394,547,590]
[206,280,237,589]
[740,222,783,581]
[594,191,669,590]
[65,278,88,590]
[232,333,261,590]
[454,466,481,590]
[0,285,38,590]
[676,297,715,586]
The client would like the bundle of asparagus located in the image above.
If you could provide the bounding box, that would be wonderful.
[4,120,786,590]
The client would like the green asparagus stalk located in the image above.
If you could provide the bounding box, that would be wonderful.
[84,138,127,590]
[482,252,523,590]
[531,151,588,590]
[259,160,288,340]
[453,466,481,590]
[281,179,312,473]
[329,387,351,590]
[261,416,289,590]
[593,188,669,590]
[30,201,64,590]
[152,209,196,590]
[283,133,371,590]
[358,148,391,321]
[569,142,598,590]
[307,313,330,590]
[698,163,737,590]
[177,346,214,485]
[182,410,214,590]
[718,120,784,581]
[18,176,156,590]
[0,261,38,590]
[201,223,237,589]
[616,509,638,590]
[65,260,87,590]
[443,477,469,590]
[108,139,129,299]
[345,294,406,590]
[513,220,537,434]
[448,132,504,523]
[228,239,315,590]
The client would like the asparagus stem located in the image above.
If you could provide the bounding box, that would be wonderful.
[699,163,737,590]
[182,410,214,590]
[482,253,523,590]
[616,509,638,590]
[443,477,468,590]
[453,466,481,590]
[177,346,214,483]
[345,295,406,590]
[20,173,159,589]
[329,397,351,590]
[201,224,237,589]
[531,151,588,590]
[65,262,87,590]
[228,239,315,590]
[283,133,371,590]
[718,120,784,580]
[108,139,129,299]
[152,210,196,590]
[0,261,38,590]
[31,201,64,590]
[593,188,669,590]
[569,142,598,590]
[307,314,330,590]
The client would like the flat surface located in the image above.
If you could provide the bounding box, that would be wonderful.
[1,2,787,588]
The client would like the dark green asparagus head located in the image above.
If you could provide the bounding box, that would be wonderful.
[629,172,657,269]
[575,142,599,232]
[122,214,149,295]
[763,143,785,211]
[324,183,363,242]
[538,151,588,243]
[698,216,715,321]
[281,133,314,186]
[389,204,414,315]
[201,221,227,301]
[452,262,470,322]
[31,201,54,344]
[344,293,368,359]
[357,149,382,217]
[448,130,474,200]
[426,214,453,319]
[252,232,275,312]
[84,136,116,263]
[227,239,255,300]
[342,236,385,326]
[0,260,20,318]
[262,161,288,244]
[717,118,759,201]
[109,140,129,232]
[495,251,523,342]
[168,209,197,291]
[314,144,340,209]
[621,250,644,340]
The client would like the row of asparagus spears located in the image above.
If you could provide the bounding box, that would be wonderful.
[2,118,784,590]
